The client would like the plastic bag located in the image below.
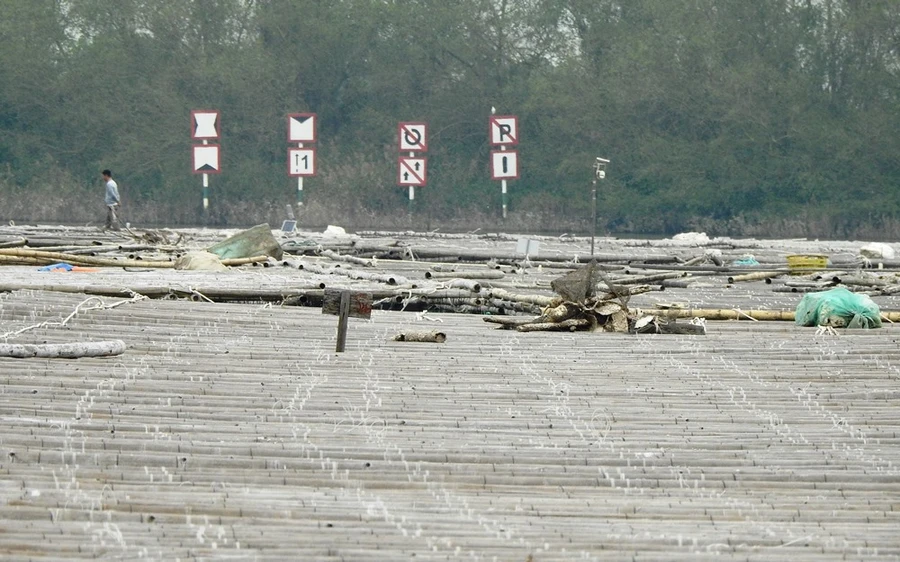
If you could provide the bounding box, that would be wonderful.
[732,255,759,267]
[794,287,882,329]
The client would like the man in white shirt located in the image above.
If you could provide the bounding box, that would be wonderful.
[101,169,120,230]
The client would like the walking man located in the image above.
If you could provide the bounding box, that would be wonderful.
[101,169,121,230]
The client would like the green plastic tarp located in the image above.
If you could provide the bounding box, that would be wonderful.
[794,287,882,329]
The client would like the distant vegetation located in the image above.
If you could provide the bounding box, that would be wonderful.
[1,0,898,238]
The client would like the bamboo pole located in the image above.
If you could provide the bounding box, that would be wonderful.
[0,340,126,358]
[635,307,797,321]
[319,249,374,267]
[727,271,783,283]
[425,270,505,280]
[0,247,174,268]
[610,271,686,285]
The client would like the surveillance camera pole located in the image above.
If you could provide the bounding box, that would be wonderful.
[591,172,597,256]
[591,157,608,256]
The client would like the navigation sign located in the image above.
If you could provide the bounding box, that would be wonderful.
[288,147,316,177]
[191,110,220,140]
[288,113,317,143]
[192,144,221,174]
[398,156,427,186]
[490,150,519,180]
[489,115,518,146]
[398,122,427,152]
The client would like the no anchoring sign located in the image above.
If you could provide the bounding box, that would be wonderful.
[398,122,428,152]
[489,115,518,146]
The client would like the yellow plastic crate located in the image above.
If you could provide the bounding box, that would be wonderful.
[786,254,828,273]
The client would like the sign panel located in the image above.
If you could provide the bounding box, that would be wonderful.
[398,122,427,152]
[288,113,317,143]
[322,289,373,320]
[490,150,519,180]
[398,156,427,186]
[489,115,518,146]
[192,144,221,174]
[288,147,317,177]
[191,110,220,140]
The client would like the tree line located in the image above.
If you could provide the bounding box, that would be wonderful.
[1,0,898,238]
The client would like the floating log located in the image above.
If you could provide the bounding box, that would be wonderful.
[0,340,126,358]
[392,331,447,343]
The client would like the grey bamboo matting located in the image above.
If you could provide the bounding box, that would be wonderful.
[0,288,898,561]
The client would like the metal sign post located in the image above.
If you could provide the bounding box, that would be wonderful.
[191,110,221,215]
[489,114,519,219]
[287,113,318,211]
[398,122,427,216]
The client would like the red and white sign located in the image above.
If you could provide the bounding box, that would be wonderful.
[398,122,427,152]
[192,144,221,174]
[398,156,427,186]
[490,150,518,180]
[489,115,518,146]
[288,113,317,143]
[288,147,316,177]
[191,110,220,140]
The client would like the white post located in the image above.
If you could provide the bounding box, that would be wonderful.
[501,143,508,219]
[297,142,304,206]
[202,139,210,212]
[408,151,415,214]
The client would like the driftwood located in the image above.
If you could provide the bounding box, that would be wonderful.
[516,318,591,332]
[482,316,537,329]
[0,340,126,358]
[487,288,556,307]
[596,284,656,299]
[392,331,447,343]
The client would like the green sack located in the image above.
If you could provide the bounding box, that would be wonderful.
[794,287,882,329]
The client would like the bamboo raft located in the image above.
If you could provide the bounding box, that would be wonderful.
[0,226,899,560]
